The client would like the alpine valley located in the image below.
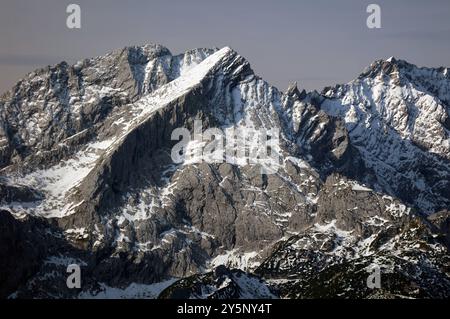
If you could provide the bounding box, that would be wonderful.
[0,45,449,299]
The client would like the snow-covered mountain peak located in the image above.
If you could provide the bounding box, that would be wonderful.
[321,57,450,214]
[385,56,396,63]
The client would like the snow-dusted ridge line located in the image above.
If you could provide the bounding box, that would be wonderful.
[102,46,235,155]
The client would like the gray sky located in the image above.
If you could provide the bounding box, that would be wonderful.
[1,0,450,93]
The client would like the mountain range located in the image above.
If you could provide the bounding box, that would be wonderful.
[0,44,449,299]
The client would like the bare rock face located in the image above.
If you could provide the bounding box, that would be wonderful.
[428,210,450,249]
[0,46,449,298]
[0,210,65,298]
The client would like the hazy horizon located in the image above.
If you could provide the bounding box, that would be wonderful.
[1,0,449,94]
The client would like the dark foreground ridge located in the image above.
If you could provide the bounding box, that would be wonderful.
[0,45,449,298]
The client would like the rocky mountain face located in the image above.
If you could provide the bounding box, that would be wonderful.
[0,45,449,299]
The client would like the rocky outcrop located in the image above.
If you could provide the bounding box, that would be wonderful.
[159,265,277,299]
[0,210,65,298]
